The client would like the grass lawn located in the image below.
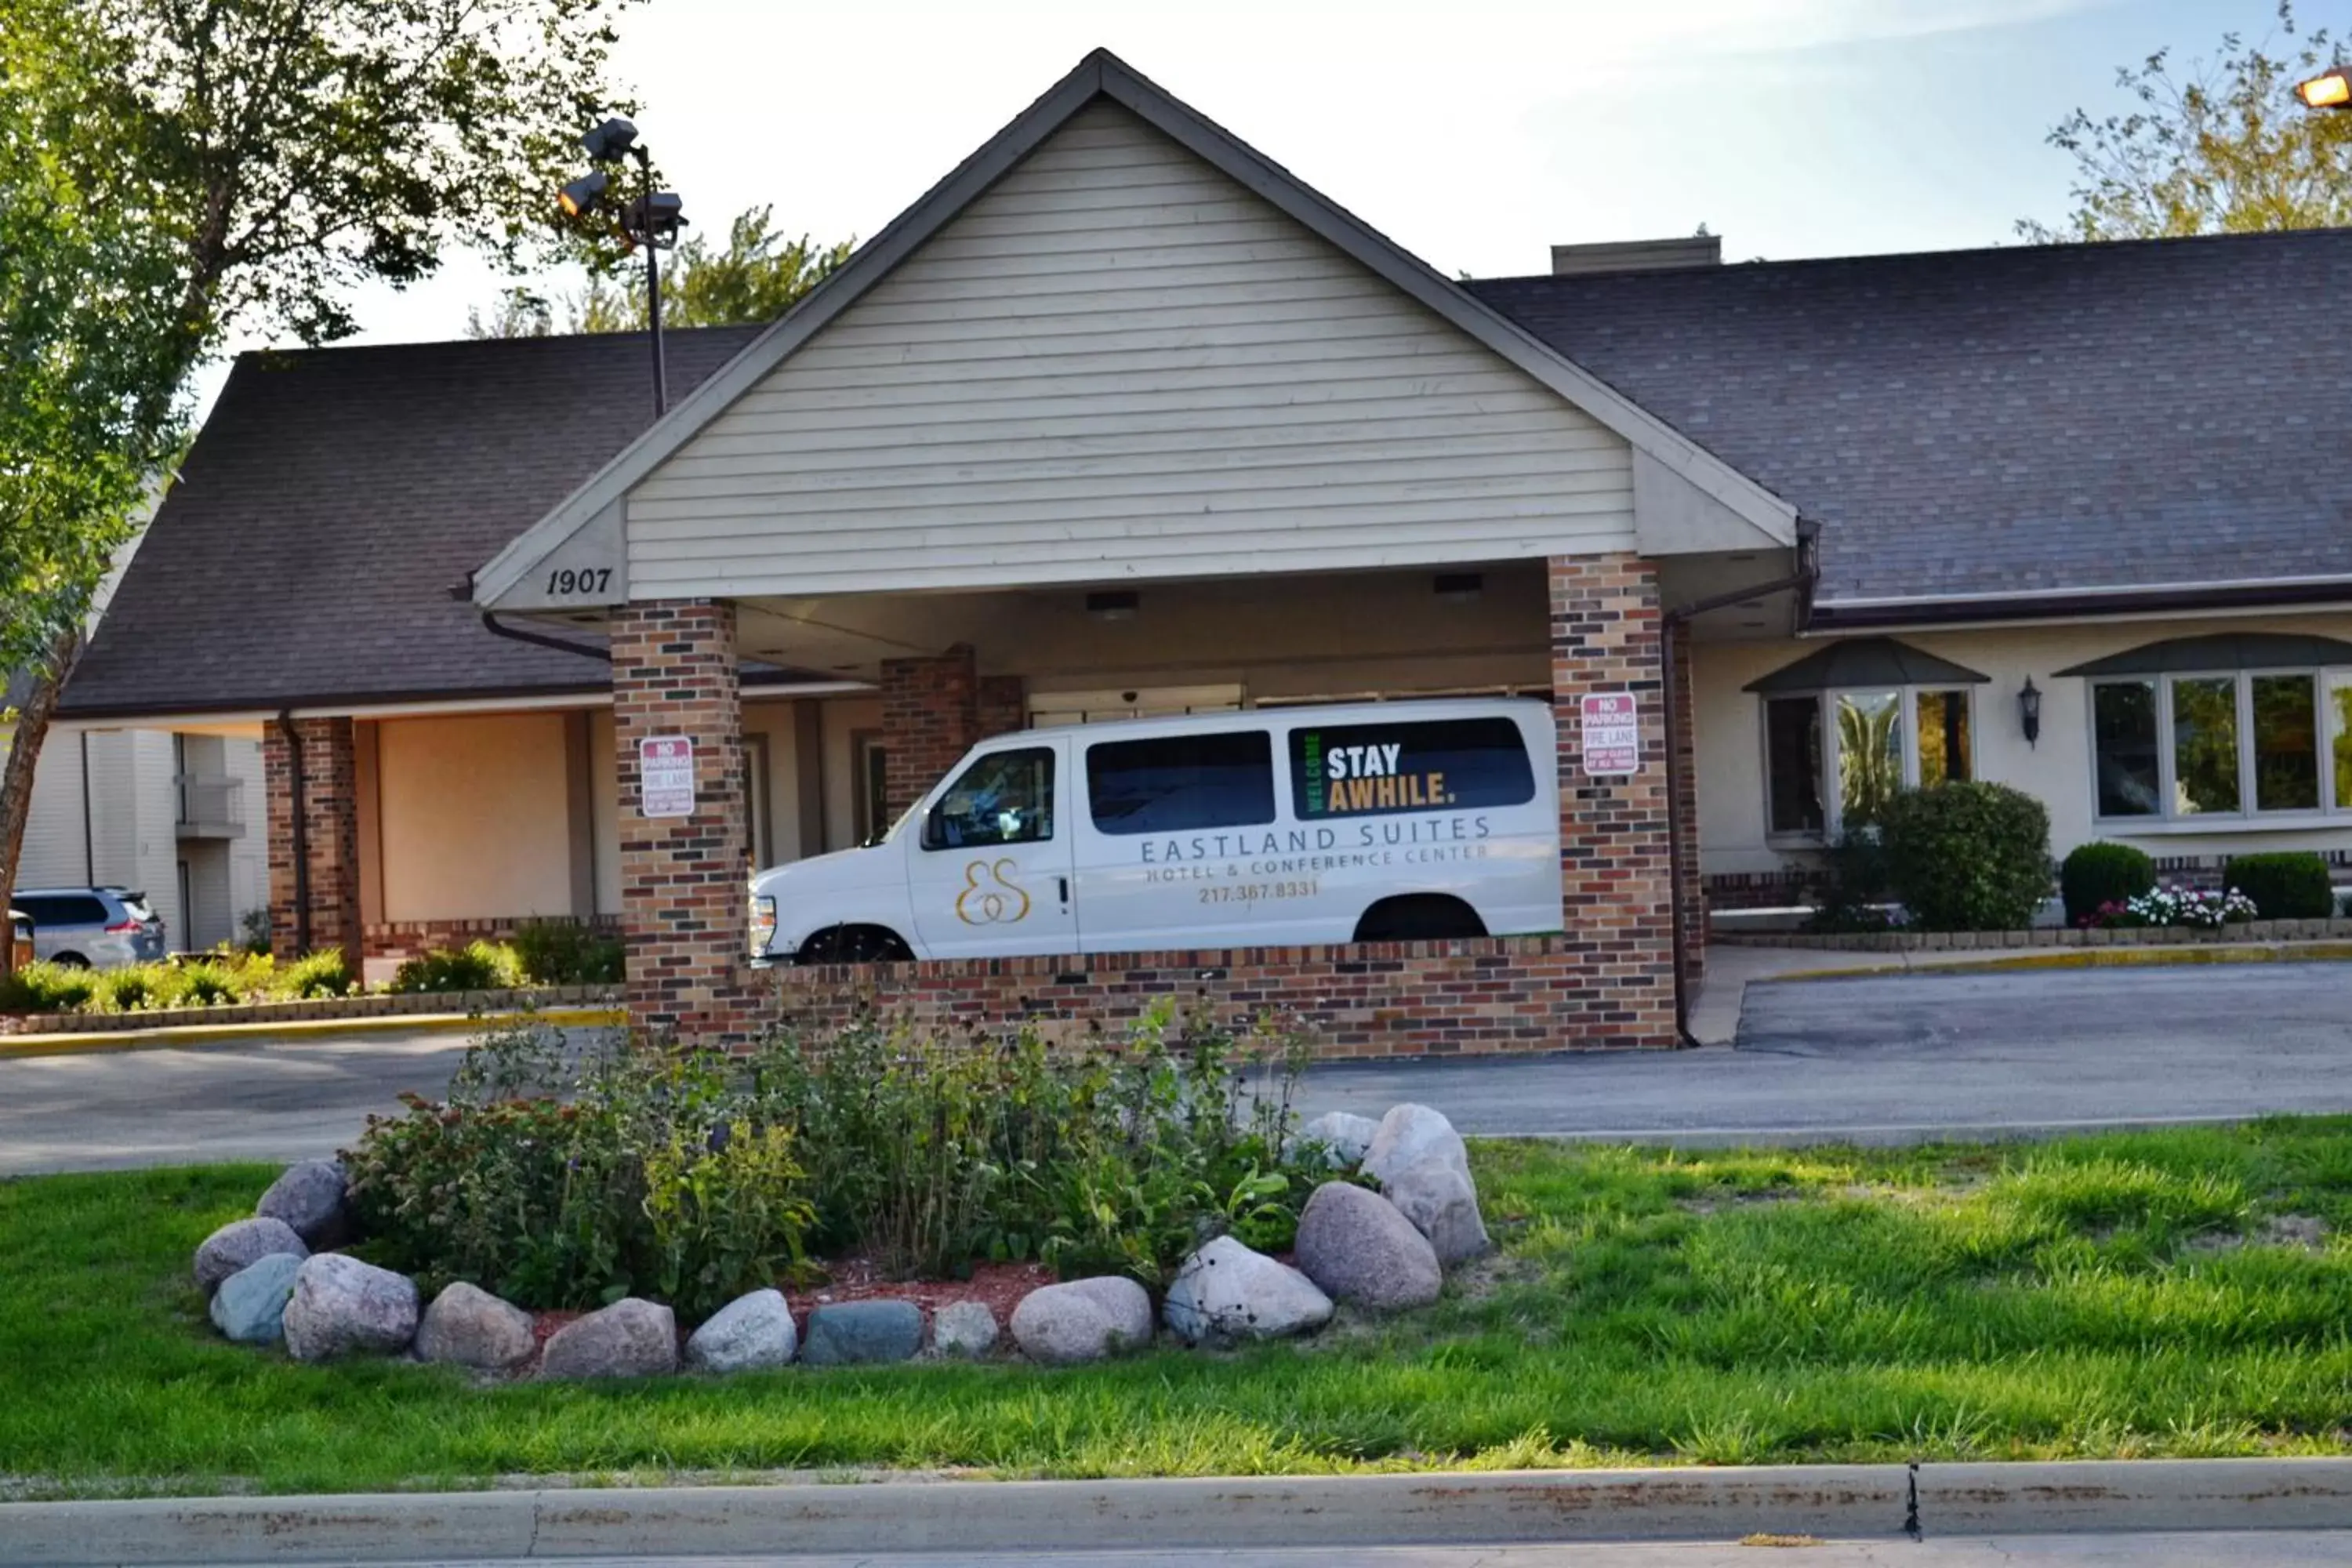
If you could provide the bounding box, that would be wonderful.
[8,1121,2352,1497]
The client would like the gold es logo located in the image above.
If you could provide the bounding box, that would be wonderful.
[954,858,1032,925]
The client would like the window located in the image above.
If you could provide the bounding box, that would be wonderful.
[1916,689,1973,788]
[852,731,888,846]
[1288,717,1534,819]
[923,748,1054,851]
[2091,666,2351,824]
[1762,687,1976,839]
[16,895,107,927]
[1087,731,1274,835]
[1764,697,1824,834]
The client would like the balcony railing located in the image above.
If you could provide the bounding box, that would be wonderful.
[175,773,245,838]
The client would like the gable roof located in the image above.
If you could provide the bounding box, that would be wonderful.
[472,49,1798,608]
[1468,228,2352,622]
[60,328,768,720]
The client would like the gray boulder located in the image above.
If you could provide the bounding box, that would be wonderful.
[1297,1111,1380,1169]
[684,1288,798,1374]
[256,1159,351,1247]
[194,1216,308,1297]
[1011,1276,1153,1366]
[1293,1181,1443,1312]
[1381,1156,1490,1268]
[209,1252,304,1345]
[1360,1103,1471,1188]
[282,1253,419,1362]
[801,1300,924,1367]
[1163,1236,1333,1346]
[415,1282,535,1370]
[540,1298,677,1379]
[929,1300,1000,1359]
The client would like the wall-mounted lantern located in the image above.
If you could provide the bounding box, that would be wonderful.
[2018,677,2042,749]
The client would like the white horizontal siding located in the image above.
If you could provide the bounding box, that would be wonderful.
[628,102,1632,597]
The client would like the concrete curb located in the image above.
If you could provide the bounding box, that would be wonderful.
[5,1459,2350,1563]
[1766,943,2352,983]
[0,1006,624,1059]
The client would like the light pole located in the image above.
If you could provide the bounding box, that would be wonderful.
[2296,64,2350,110]
[560,117,688,416]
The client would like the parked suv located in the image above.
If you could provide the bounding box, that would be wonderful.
[11,887,166,968]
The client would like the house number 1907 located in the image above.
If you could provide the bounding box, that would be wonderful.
[545,567,612,597]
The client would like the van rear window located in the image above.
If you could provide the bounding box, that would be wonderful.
[1289,717,1535,818]
[1087,731,1276,836]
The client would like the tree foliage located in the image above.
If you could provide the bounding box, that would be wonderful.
[468,205,853,336]
[0,0,642,944]
[2021,2,2352,241]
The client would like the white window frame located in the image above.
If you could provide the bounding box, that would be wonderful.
[1761,684,1978,845]
[2088,663,2352,829]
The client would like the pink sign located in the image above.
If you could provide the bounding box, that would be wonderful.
[639,735,696,817]
[1580,692,1639,775]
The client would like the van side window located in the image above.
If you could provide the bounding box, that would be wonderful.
[1290,717,1535,818]
[1087,731,1275,836]
[923,748,1055,851]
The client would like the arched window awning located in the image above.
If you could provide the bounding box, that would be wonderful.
[2055,633,2352,678]
[1744,637,1992,694]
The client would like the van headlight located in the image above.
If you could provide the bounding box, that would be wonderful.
[750,894,778,955]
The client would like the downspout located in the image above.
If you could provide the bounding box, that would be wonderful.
[275,710,310,954]
[478,609,613,663]
[79,732,94,884]
[1660,521,1819,1046]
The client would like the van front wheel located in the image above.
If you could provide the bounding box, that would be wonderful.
[795,925,914,965]
[1352,895,1486,943]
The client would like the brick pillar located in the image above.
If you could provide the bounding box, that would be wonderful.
[1549,554,1677,1047]
[262,717,361,965]
[612,600,746,1041]
[1669,625,1706,984]
[880,643,978,818]
[976,673,1028,741]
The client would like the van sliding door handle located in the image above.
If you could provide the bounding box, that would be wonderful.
[1058,877,1070,905]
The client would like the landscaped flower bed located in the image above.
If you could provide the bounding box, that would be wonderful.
[0,924,626,1033]
[190,1011,1495,1377]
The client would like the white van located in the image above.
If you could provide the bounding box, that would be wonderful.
[750,697,1563,964]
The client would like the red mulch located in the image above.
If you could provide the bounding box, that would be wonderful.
[784,1255,1054,1328]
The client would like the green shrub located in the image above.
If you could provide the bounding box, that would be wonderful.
[1880,781,2053,932]
[1804,830,1897,933]
[345,1006,1323,1312]
[89,966,160,1012]
[388,940,518,994]
[347,1020,815,1318]
[237,908,273,956]
[2060,841,2156,926]
[173,960,241,1007]
[279,949,355,999]
[2222,852,2334,920]
[509,921,624,985]
[0,960,97,1014]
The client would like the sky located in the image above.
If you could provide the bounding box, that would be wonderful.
[203,0,2306,403]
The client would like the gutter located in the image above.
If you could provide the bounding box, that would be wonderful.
[1659,521,1819,1046]
[1809,575,2352,632]
[274,710,309,955]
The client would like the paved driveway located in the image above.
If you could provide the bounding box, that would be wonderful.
[5,964,2351,1176]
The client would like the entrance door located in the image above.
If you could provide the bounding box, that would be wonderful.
[907,739,1079,958]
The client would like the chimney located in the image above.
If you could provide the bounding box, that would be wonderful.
[1549,234,1722,277]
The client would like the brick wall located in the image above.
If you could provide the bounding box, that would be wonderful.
[976,673,1028,740]
[263,717,361,964]
[1548,554,1678,1046]
[880,644,978,818]
[759,935,1670,1056]
[613,601,749,1041]
[362,913,620,961]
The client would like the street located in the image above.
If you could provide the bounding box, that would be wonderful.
[5,963,2352,1175]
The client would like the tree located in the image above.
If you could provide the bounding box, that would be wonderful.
[0,0,644,958]
[2020,2,2352,241]
[467,205,853,336]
